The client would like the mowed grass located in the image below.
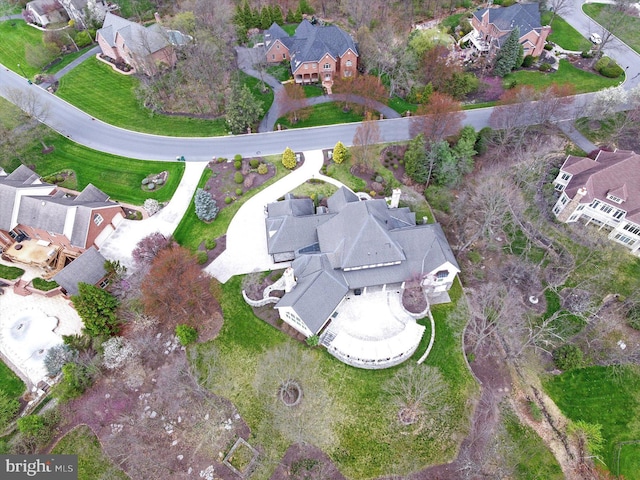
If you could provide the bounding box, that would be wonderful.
[276,102,366,129]
[0,20,43,78]
[542,12,592,52]
[544,366,640,479]
[44,45,95,74]
[56,58,227,137]
[0,360,25,398]
[583,3,640,54]
[173,155,288,251]
[504,59,621,93]
[11,132,184,205]
[52,425,128,480]
[191,277,476,479]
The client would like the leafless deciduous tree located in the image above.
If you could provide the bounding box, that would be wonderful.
[352,113,381,173]
[278,83,307,124]
[412,92,463,141]
[383,364,448,426]
[547,0,573,23]
[590,0,637,65]
[5,87,51,150]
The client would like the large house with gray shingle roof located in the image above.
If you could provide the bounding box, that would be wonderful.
[466,3,550,57]
[266,187,460,339]
[264,19,358,87]
[552,149,640,256]
[97,12,176,75]
[0,166,123,270]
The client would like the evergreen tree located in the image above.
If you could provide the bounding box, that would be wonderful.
[430,141,458,187]
[225,83,264,134]
[404,134,429,184]
[332,141,349,164]
[260,5,272,30]
[493,27,521,77]
[271,5,284,26]
[72,283,120,337]
[194,188,219,222]
[282,147,297,169]
[453,126,477,171]
[299,0,315,15]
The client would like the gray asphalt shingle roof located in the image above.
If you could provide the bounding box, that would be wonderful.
[53,246,107,296]
[0,166,54,231]
[98,12,169,56]
[474,3,543,37]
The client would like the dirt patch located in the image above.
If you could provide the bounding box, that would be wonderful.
[197,234,227,267]
[269,443,347,480]
[204,157,276,210]
[402,285,427,313]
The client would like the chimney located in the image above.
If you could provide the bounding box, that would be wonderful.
[390,189,401,209]
[283,267,297,293]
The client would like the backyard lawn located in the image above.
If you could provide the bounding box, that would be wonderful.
[0,359,25,399]
[191,274,476,479]
[583,3,640,54]
[504,59,621,93]
[56,58,228,137]
[0,20,43,78]
[544,366,640,480]
[541,12,592,52]
[52,425,128,480]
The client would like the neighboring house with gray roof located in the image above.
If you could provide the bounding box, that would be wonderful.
[0,166,123,260]
[97,12,176,75]
[264,19,358,87]
[266,187,460,338]
[552,149,640,256]
[466,3,550,57]
[24,0,68,27]
[59,0,111,29]
[53,246,108,296]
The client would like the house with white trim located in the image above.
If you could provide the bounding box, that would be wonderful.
[552,149,640,256]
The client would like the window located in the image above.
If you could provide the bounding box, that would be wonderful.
[590,199,601,208]
[94,214,104,226]
[600,204,613,214]
[282,53,286,59]
[623,223,640,236]
[304,64,308,69]
[324,63,331,70]
[554,183,564,191]
[344,70,352,77]
[614,233,636,246]
[568,214,578,222]
[577,204,585,211]
[435,270,449,280]
[553,205,561,215]
[560,195,568,205]
[271,54,275,60]
[346,59,352,67]
[607,193,623,204]
[99,278,110,289]
[561,173,571,181]
[276,44,280,49]
[613,209,625,220]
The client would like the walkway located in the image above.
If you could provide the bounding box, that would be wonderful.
[557,120,597,153]
[40,46,100,90]
[205,149,345,282]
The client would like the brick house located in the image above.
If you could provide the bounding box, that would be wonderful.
[0,165,124,273]
[264,20,358,88]
[464,3,550,57]
[96,12,177,75]
[552,149,640,256]
[24,0,68,27]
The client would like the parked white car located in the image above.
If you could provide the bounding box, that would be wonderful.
[590,33,602,44]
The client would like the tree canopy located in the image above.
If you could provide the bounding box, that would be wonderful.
[71,283,120,337]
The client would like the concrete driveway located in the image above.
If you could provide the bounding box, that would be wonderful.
[205,149,345,282]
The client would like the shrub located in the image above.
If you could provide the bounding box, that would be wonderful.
[53,362,93,402]
[32,277,58,291]
[425,185,454,214]
[17,415,45,437]
[175,324,198,346]
[72,283,120,337]
[305,335,319,347]
[75,30,92,48]
[196,251,208,264]
[236,187,243,195]
[544,43,553,51]
[375,175,383,183]
[234,160,242,170]
[249,159,259,168]
[205,238,217,250]
[234,172,244,184]
[225,196,233,204]
[257,163,268,174]
[44,344,75,376]
[332,141,349,164]
[234,154,243,162]
[595,56,623,78]
[135,210,143,220]
[553,343,584,370]
[194,188,219,221]
[539,63,551,72]
[282,147,296,169]
[217,157,227,163]
[581,49,594,58]
[522,55,535,68]
[626,304,640,330]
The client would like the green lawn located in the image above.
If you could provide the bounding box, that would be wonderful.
[504,59,621,93]
[277,102,366,129]
[389,95,418,114]
[173,156,288,251]
[44,45,96,75]
[9,133,184,205]
[542,12,592,52]
[544,366,640,479]
[302,84,325,97]
[441,13,465,31]
[56,58,228,137]
[0,20,44,78]
[583,3,640,54]
[266,63,291,82]
[0,360,25,399]
[192,276,476,479]
[52,425,128,480]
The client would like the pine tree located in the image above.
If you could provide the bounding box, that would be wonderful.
[404,134,429,184]
[194,188,219,222]
[332,141,349,164]
[225,83,264,134]
[72,283,120,337]
[260,5,272,30]
[271,5,284,26]
[282,147,296,169]
[493,27,521,77]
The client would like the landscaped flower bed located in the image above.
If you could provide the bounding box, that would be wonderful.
[31,277,59,292]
